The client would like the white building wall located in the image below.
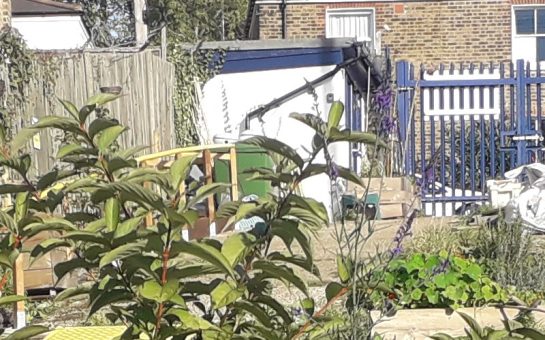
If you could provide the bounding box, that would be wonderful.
[201,66,357,220]
[12,15,89,50]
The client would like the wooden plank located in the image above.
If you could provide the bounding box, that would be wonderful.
[229,147,239,201]
[13,255,26,329]
[203,149,215,220]
[144,180,154,227]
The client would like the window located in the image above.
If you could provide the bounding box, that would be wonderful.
[513,7,545,64]
[326,9,375,48]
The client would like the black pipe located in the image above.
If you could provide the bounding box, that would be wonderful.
[281,0,287,39]
[243,56,364,129]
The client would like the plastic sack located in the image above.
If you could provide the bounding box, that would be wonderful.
[504,163,545,231]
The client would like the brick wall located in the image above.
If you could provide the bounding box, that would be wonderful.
[257,0,512,65]
[0,0,10,28]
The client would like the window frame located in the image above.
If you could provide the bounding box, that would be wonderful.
[513,6,545,36]
[325,8,376,46]
[512,5,545,64]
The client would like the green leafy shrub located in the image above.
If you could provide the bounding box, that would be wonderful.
[378,251,508,309]
[0,95,384,339]
[406,223,464,256]
[469,217,545,298]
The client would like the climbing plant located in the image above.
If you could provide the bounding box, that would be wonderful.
[146,0,248,146]
[0,27,34,109]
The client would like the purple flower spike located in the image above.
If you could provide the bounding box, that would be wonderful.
[329,162,339,180]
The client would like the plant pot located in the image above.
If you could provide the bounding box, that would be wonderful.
[100,86,122,95]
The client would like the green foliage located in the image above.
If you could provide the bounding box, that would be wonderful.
[406,224,466,256]
[377,251,508,309]
[431,311,545,340]
[468,217,545,295]
[0,97,384,339]
[143,0,249,146]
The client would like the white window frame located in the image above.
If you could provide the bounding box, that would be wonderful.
[511,5,545,67]
[325,8,376,49]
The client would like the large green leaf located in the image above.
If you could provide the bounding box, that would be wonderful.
[32,116,82,134]
[289,113,327,136]
[92,182,163,210]
[114,145,149,159]
[58,98,79,120]
[254,295,293,324]
[99,240,146,268]
[172,241,235,278]
[54,258,96,283]
[30,238,70,266]
[301,163,364,187]
[457,311,483,337]
[55,285,92,301]
[5,326,49,340]
[337,255,351,283]
[270,219,312,261]
[0,184,31,195]
[56,144,96,159]
[0,210,17,234]
[9,128,40,153]
[268,252,319,277]
[252,260,308,295]
[89,289,132,317]
[22,220,76,240]
[0,155,31,176]
[328,129,388,149]
[63,230,110,246]
[285,206,326,229]
[513,328,545,339]
[168,309,218,331]
[287,195,328,225]
[37,169,77,190]
[210,280,244,309]
[221,233,256,267]
[171,155,198,190]
[234,301,273,328]
[325,282,344,302]
[0,295,27,306]
[88,118,119,139]
[327,101,345,131]
[186,183,229,209]
[105,197,121,232]
[14,192,29,223]
[114,215,144,239]
[97,125,127,152]
[239,136,304,169]
[139,279,179,303]
[86,93,120,107]
[169,264,222,279]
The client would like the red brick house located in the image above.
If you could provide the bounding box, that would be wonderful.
[246,0,545,66]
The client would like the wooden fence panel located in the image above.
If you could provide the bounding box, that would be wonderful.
[0,50,175,176]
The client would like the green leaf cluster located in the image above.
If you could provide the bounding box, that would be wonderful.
[377,251,508,309]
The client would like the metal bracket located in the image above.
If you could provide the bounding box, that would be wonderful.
[512,134,544,142]
[397,86,414,91]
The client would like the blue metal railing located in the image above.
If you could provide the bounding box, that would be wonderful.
[397,59,545,216]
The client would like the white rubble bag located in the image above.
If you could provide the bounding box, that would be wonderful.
[504,163,545,231]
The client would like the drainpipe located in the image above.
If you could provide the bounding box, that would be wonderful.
[281,0,287,39]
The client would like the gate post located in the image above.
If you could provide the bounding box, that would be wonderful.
[396,60,412,174]
[516,59,528,165]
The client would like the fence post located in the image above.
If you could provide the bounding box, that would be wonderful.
[396,60,412,174]
[516,59,527,165]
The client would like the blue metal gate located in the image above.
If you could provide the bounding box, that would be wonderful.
[397,60,545,216]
